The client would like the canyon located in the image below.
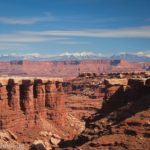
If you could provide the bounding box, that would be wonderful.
[0,72,150,149]
[0,59,145,78]
[59,72,150,150]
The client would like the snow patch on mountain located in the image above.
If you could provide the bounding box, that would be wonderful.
[0,51,103,61]
[0,51,150,62]
[59,52,101,57]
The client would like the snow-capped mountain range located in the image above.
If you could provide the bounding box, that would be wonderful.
[0,51,150,62]
[0,52,103,61]
[110,52,150,62]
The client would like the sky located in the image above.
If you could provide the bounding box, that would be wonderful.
[0,0,150,56]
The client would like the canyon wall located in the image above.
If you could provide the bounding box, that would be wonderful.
[58,73,150,150]
[0,60,143,78]
[0,72,150,149]
[0,77,65,131]
[62,72,150,120]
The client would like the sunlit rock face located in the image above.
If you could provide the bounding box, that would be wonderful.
[0,59,144,78]
[0,77,65,131]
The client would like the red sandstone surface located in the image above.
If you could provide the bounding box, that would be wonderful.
[0,72,150,150]
[57,73,150,150]
[0,77,84,149]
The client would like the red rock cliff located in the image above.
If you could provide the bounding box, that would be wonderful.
[0,77,65,131]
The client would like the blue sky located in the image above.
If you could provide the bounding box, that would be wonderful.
[0,0,150,56]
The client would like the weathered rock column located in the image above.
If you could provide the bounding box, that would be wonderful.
[0,80,9,129]
[56,81,65,111]
[46,81,66,125]
[0,77,65,130]
[20,79,36,127]
[21,80,34,113]
[7,79,20,111]
[0,81,8,111]
[34,79,46,118]
[45,81,57,108]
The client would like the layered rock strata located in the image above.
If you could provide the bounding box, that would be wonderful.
[0,77,65,131]
[0,59,144,78]
[57,75,150,150]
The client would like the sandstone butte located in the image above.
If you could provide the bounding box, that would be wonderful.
[0,72,150,150]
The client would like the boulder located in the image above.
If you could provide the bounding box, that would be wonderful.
[39,131,49,137]
[49,134,61,146]
[30,140,47,150]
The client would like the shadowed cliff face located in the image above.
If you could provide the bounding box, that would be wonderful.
[0,73,150,150]
[58,75,150,150]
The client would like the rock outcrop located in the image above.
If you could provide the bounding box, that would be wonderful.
[1,72,150,150]
[63,72,150,120]
[0,130,25,150]
[57,73,150,150]
[0,77,65,131]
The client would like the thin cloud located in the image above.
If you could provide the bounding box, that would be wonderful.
[21,26,150,38]
[63,16,130,24]
[0,33,69,43]
[0,35,49,43]
[0,25,150,45]
[0,43,27,51]
[56,41,89,45]
[0,16,57,25]
[0,43,23,48]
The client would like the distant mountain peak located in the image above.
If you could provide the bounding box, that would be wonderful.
[0,51,150,62]
[111,52,150,62]
[59,52,101,57]
[0,51,103,61]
